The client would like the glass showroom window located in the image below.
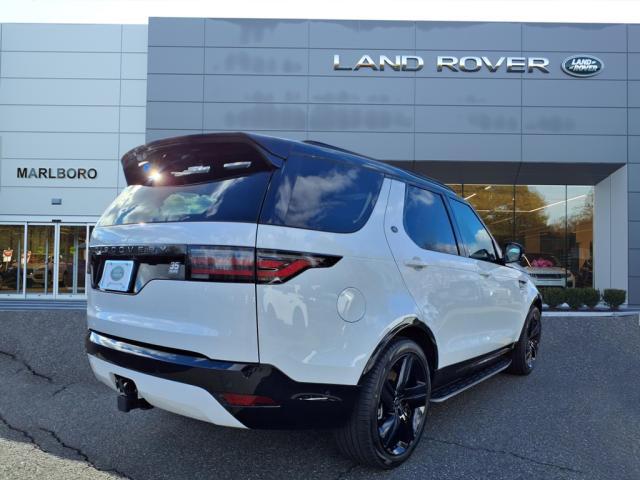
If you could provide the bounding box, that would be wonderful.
[58,226,89,295]
[0,225,26,295]
[515,185,571,288]
[447,184,463,197]
[567,186,594,287]
[446,184,594,289]
[25,225,56,296]
[462,185,515,249]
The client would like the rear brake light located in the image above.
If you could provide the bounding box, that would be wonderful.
[186,246,340,284]
[256,250,340,284]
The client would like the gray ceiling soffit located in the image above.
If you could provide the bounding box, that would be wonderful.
[394,161,626,186]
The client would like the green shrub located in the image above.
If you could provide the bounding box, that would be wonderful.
[565,288,584,310]
[541,288,566,309]
[603,289,626,310]
[582,288,601,309]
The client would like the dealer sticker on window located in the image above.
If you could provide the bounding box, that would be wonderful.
[99,260,135,292]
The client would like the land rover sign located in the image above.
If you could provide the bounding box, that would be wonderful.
[561,55,604,77]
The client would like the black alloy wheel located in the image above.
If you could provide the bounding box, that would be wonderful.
[335,338,431,469]
[377,352,429,456]
[508,306,542,375]
[525,309,541,369]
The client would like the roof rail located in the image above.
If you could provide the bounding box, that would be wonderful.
[407,171,455,193]
[302,140,376,160]
[303,139,453,193]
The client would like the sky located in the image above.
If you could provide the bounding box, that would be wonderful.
[1,0,640,24]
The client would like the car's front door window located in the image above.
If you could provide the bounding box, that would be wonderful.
[450,199,497,262]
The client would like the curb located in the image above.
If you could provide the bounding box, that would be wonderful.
[542,310,640,319]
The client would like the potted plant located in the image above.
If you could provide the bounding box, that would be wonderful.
[565,288,584,310]
[603,289,626,310]
[541,288,566,310]
[582,288,601,309]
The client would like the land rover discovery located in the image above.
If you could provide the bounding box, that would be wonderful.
[86,133,541,469]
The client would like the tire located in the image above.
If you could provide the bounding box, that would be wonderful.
[508,306,542,375]
[335,338,431,469]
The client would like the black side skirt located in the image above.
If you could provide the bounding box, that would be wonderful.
[431,345,515,394]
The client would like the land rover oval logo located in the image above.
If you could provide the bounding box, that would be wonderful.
[110,266,125,281]
[562,55,603,77]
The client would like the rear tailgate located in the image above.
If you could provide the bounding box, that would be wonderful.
[88,134,282,362]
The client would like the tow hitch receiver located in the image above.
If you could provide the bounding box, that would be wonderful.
[115,375,153,412]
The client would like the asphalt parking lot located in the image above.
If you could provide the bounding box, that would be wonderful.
[0,311,638,480]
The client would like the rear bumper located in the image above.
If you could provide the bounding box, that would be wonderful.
[86,330,358,429]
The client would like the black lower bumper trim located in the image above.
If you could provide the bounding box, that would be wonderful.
[86,330,358,429]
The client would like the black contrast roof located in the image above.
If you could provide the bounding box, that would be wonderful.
[127,132,454,195]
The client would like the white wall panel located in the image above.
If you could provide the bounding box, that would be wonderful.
[0,187,118,216]
[120,80,147,106]
[0,132,119,159]
[0,105,119,132]
[2,24,121,52]
[121,53,147,79]
[0,78,120,105]
[122,25,148,53]
[119,107,146,133]
[1,52,121,79]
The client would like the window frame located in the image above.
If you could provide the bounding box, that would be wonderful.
[402,183,462,257]
[448,197,502,264]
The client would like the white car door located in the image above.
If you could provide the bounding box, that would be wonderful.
[448,198,525,348]
[384,180,497,368]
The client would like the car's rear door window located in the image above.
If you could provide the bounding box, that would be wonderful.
[262,154,384,233]
[403,185,458,255]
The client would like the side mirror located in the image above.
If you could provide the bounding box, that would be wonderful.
[503,242,524,264]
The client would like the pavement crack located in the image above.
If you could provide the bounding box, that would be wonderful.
[0,411,39,446]
[424,436,584,474]
[0,349,53,382]
[52,382,75,397]
[39,427,134,480]
[1,413,133,479]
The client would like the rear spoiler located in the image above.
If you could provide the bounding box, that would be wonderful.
[121,132,291,186]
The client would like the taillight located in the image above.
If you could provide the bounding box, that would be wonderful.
[187,246,340,284]
[188,246,254,282]
[256,250,340,284]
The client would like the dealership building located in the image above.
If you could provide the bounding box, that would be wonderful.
[0,18,638,306]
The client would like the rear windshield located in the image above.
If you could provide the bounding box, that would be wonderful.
[261,153,384,233]
[97,173,271,226]
[98,140,274,227]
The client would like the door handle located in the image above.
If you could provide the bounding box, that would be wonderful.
[405,258,428,270]
[479,272,491,278]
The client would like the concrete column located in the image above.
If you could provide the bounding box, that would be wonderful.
[594,165,628,299]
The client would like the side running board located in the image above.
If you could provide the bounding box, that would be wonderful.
[430,358,511,403]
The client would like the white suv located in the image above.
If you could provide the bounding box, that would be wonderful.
[86,133,542,469]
